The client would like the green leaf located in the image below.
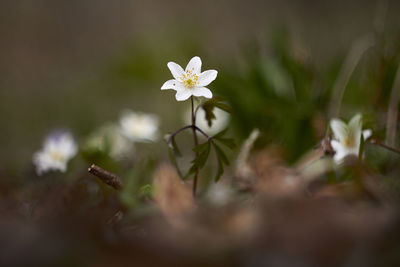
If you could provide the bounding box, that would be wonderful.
[200,98,231,127]
[212,128,229,139]
[193,141,211,153]
[212,142,231,182]
[171,136,182,157]
[184,141,212,179]
[212,128,236,150]
[215,156,224,182]
[184,164,198,179]
[202,105,216,127]
[213,143,230,165]
[214,137,236,150]
[192,141,211,168]
[213,102,232,113]
[168,148,183,178]
[166,134,184,178]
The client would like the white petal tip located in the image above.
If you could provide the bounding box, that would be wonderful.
[363,129,372,140]
[175,97,190,101]
[161,79,178,90]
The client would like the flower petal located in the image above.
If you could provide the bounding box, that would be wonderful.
[185,56,202,74]
[330,118,347,142]
[198,70,218,86]
[161,79,179,90]
[167,62,184,79]
[330,141,352,163]
[362,129,372,140]
[333,151,347,164]
[330,140,342,152]
[175,90,192,101]
[192,87,212,98]
[348,114,362,130]
[348,114,362,148]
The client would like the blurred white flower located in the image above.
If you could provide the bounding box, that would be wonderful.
[119,110,159,142]
[33,131,78,175]
[330,114,372,163]
[161,56,218,101]
[85,124,133,160]
[184,107,230,136]
[206,182,232,206]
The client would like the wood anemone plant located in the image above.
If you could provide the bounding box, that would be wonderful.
[165,96,235,196]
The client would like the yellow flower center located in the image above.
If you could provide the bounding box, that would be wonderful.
[343,133,356,148]
[50,150,65,162]
[181,70,199,89]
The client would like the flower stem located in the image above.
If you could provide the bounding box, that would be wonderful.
[167,125,210,145]
[167,125,193,143]
[191,96,199,197]
[368,138,400,155]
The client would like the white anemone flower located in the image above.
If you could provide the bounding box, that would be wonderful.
[33,131,78,175]
[184,107,230,136]
[161,56,218,101]
[119,110,159,142]
[330,114,372,163]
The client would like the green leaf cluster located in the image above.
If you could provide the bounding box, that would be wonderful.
[201,97,232,127]
[188,128,236,182]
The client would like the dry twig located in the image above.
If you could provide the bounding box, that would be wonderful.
[88,164,122,190]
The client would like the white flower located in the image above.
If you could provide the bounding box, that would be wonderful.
[33,131,78,175]
[206,182,232,206]
[184,107,230,136]
[85,124,133,160]
[119,110,159,142]
[161,56,218,101]
[330,114,372,163]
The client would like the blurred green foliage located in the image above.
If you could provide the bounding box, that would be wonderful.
[214,29,400,163]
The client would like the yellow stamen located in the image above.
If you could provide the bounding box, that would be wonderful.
[181,70,199,89]
[343,132,356,148]
[50,151,65,162]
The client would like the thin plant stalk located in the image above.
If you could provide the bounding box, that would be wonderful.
[328,34,374,118]
[369,139,400,155]
[191,96,199,196]
[373,0,388,34]
[167,125,210,144]
[385,65,400,147]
